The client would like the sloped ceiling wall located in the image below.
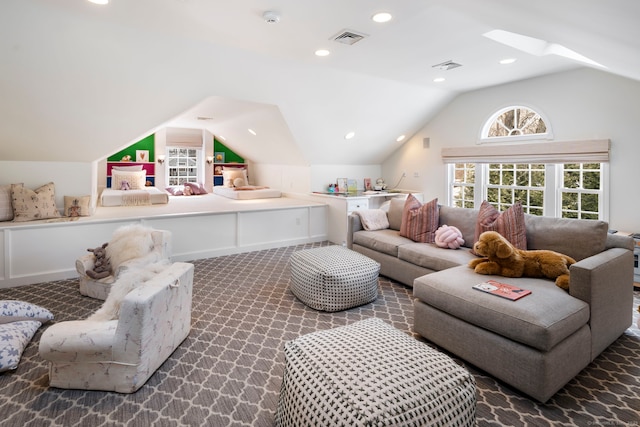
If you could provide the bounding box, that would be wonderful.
[0,1,451,165]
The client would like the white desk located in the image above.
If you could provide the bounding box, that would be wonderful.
[310,192,420,245]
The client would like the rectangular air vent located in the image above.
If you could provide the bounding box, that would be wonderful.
[432,60,462,71]
[331,29,368,45]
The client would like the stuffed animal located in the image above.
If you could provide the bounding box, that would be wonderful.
[183,185,193,196]
[86,243,112,280]
[469,230,576,291]
[435,225,464,249]
[120,180,131,191]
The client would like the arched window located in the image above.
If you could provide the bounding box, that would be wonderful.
[481,105,551,142]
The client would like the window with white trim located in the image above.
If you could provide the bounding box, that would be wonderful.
[481,105,551,142]
[446,106,608,220]
[166,147,202,186]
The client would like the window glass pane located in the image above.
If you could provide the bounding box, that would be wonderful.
[564,171,580,188]
[581,193,599,212]
[562,192,578,211]
[583,172,600,190]
[484,106,547,139]
[529,190,544,208]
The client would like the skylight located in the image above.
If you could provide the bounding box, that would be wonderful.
[483,30,606,68]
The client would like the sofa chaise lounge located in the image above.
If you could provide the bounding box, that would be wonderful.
[347,199,634,402]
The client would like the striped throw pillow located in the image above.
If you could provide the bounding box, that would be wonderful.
[473,201,527,253]
[399,195,439,243]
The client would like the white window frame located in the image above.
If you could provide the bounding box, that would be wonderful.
[447,162,609,221]
[479,104,553,144]
[165,146,204,186]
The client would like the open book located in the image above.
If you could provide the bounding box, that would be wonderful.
[473,279,531,301]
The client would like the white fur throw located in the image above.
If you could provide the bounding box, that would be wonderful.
[106,224,155,271]
[87,261,170,321]
[355,209,389,231]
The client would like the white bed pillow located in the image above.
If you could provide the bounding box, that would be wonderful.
[112,165,144,171]
[0,184,13,221]
[112,170,146,190]
[222,168,248,188]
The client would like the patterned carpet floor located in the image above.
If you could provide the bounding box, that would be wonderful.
[0,241,639,426]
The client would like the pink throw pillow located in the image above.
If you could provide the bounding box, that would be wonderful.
[472,201,527,253]
[399,195,439,243]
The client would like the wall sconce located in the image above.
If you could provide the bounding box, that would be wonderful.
[156,155,165,164]
[206,156,214,165]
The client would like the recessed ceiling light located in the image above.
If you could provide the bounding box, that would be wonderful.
[433,77,445,83]
[396,135,406,142]
[372,12,392,23]
[248,128,257,136]
[88,0,109,4]
[499,58,517,65]
[344,131,355,140]
[218,135,226,141]
[315,49,330,57]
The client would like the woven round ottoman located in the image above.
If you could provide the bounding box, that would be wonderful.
[275,318,477,427]
[288,245,380,312]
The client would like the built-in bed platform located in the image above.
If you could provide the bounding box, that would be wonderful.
[0,194,328,288]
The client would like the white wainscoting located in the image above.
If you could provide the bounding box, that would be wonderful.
[0,203,327,289]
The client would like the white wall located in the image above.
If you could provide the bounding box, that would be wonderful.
[0,161,96,211]
[310,165,382,193]
[382,68,640,231]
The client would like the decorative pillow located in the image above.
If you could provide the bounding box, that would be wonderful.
[0,320,42,372]
[165,186,184,196]
[184,182,208,195]
[64,195,92,217]
[112,165,143,171]
[111,170,146,190]
[0,300,54,324]
[355,209,389,231]
[11,182,61,222]
[435,225,464,249]
[473,201,527,253]
[399,195,439,243]
[0,184,13,221]
[222,169,248,188]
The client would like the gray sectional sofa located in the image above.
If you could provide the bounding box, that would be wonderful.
[347,199,635,402]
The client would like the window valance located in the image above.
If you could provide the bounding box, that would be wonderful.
[441,139,610,164]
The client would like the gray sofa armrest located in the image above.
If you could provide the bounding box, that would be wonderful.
[569,247,634,359]
[347,214,364,249]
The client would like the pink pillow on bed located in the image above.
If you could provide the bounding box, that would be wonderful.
[165,186,184,196]
[184,182,207,195]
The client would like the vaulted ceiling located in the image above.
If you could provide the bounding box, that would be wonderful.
[2,0,639,165]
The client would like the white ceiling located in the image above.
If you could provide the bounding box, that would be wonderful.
[1,0,639,165]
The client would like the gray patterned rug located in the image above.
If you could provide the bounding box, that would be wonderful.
[0,242,638,426]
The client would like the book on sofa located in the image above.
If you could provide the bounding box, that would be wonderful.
[472,280,531,301]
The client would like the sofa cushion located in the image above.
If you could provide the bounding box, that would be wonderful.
[438,206,478,249]
[400,196,439,243]
[473,201,527,252]
[398,243,477,272]
[387,197,405,231]
[413,266,590,352]
[353,229,413,258]
[524,214,608,261]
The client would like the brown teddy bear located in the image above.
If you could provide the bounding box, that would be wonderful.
[469,230,576,291]
[86,243,112,280]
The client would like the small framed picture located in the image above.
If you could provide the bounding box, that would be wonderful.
[336,178,347,193]
[136,150,149,162]
[214,152,225,163]
[214,165,223,176]
[364,178,372,191]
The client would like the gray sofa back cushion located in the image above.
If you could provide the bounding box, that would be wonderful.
[438,206,478,249]
[524,214,608,261]
[387,198,405,231]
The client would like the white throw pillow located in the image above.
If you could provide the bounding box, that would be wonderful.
[111,170,146,190]
[0,321,42,372]
[0,184,13,221]
[0,300,54,324]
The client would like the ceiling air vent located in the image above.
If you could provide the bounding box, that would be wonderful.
[432,60,462,71]
[331,29,368,45]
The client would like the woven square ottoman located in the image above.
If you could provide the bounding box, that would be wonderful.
[289,245,380,312]
[275,318,476,427]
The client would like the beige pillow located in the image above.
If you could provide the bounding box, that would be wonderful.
[112,165,143,171]
[112,170,146,190]
[0,184,13,221]
[11,182,61,222]
[64,195,92,217]
[222,169,248,188]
